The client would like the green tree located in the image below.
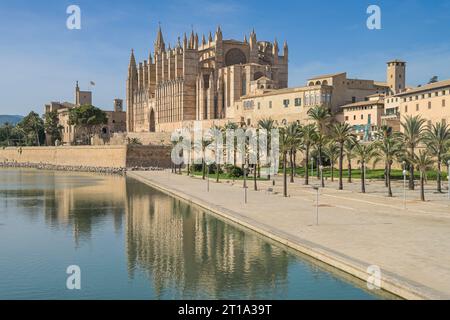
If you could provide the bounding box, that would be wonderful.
[44,111,63,146]
[354,142,378,193]
[0,122,17,146]
[308,105,332,187]
[344,137,357,183]
[401,115,426,190]
[331,122,354,189]
[279,126,294,197]
[258,118,276,182]
[300,124,318,185]
[410,150,434,201]
[16,111,45,146]
[68,105,107,145]
[324,142,339,182]
[375,134,404,197]
[428,76,438,84]
[286,122,302,183]
[425,122,450,193]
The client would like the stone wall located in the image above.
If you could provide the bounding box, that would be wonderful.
[0,145,172,169]
[126,145,172,168]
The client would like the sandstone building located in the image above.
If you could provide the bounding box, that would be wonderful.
[126,26,288,133]
[44,82,126,145]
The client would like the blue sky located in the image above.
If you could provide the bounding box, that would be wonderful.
[0,0,449,115]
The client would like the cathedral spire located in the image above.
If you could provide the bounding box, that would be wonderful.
[129,49,137,69]
[202,34,206,46]
[208,31,213,43]
[283,40,288,62]
[183,33,188,49]
[189,29,195,49]
[215,25,222,42]
[154,25,165,53]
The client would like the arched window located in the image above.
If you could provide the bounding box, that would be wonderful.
[308,82,315,86]
[315,81,321,85]
[225,48,247,66]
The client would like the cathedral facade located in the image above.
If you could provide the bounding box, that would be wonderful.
[126,26,288,133]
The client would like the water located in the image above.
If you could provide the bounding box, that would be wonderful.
[0,168,394,300]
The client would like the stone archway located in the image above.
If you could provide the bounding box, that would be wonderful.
[149,109,155,132]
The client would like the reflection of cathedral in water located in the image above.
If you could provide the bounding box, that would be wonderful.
[125,178,292,299]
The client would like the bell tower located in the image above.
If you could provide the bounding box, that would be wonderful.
[387,60,406,94]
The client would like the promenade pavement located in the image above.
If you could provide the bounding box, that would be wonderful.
[127,170,450,299]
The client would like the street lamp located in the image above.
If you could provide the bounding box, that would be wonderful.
[311,157,314,177]
[313,186,320,225]
[403,161,407,209]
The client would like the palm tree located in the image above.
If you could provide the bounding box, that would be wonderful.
[308,105,332,187]
[375,134,404,197]
[401,115,426,190]
[425,122,450,193]
[300,124,317,185]
[312,133,328,187]
[410,150,435,201]
[354,142,378,193]
[286,123,302,183]
[258,118,276,181]
[279,126,294,197]
[210,125,224,183]
[344,137,357,183]
[308,105,332,133]
[375,125,394,187]
[224,122,239,167]
[331,123,354,190]
[324,142,339,182]
[201,138,212,180]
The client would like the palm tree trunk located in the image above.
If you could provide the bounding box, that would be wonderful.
[420,173,425,201]
[437,155,442,193]
[331,162,334,182]
[348,159,352,183]
[216,164,220,183]
[305,146,310,185]
[202,158,205,180]
[283,152,287,197]
[293,151,297,177]
[409,147,415,190]
[384,163,388,187]
[338,144,344,190]
[289,150,294,183]
[361,162,366,193]
[387,162,392,197]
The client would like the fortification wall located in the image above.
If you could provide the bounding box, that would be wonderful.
[0,145,172,169]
